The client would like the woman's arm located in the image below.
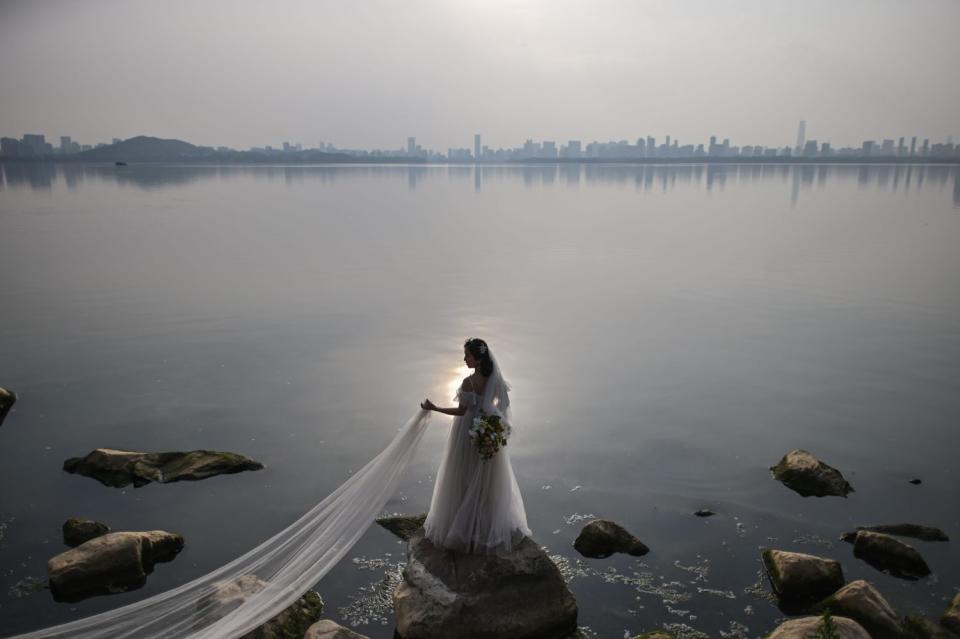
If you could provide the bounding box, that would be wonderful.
[420,398,466,417]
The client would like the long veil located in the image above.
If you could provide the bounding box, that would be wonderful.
[4,410,432,639]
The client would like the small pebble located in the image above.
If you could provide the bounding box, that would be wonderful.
[694,509,716,517]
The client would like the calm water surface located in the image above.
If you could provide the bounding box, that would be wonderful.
[1,163,959,638]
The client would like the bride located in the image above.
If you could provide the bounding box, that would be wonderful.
[420,338,531,555]
[6,338,529,638]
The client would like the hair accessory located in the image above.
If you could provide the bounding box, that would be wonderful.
[479,343,487,355]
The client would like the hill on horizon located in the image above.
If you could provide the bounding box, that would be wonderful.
[73,135,371,163]
[77,136,209,161]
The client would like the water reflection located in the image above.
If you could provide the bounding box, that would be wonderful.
[2,162,959,206]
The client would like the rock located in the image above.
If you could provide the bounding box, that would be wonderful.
[376,513,426,541]
[693,509,716,517]
[393,532,578,639]
[63,447,264,488]
[850,530,931,580]
[770,449,854,497]
[909,478,923,485]
[0,387,16,426]
[632,632,674,639]
[761,549,845,609]
[48,530,184,601]
[851,524,948,542]
[194,574,324,638]
[815,580,905,639]
[62,517,111,547]
[573,519,649,558]
[943,593,960,635]
[765,615,870,638]
[304,619,370,639]
[903,614,957,639]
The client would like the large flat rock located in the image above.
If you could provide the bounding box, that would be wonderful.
[394,532,577,639]
[63,447,264,488]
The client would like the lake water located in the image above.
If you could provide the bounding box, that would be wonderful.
[1,162,959,638]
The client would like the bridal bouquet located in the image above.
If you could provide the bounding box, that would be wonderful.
[468,410,511,460]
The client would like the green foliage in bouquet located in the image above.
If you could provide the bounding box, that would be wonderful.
[468,410,512,460]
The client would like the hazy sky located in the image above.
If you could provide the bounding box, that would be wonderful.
[1,0,958,151]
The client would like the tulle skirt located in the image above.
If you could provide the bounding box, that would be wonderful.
[423,406,531,555]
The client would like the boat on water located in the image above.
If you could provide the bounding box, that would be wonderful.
[115,161,127,166]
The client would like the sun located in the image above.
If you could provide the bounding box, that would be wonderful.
[446,364,472,401]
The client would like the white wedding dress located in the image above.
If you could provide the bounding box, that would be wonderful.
[423,382,531,555]
[4,352,528,639]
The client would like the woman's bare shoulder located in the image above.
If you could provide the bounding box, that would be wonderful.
[460,374,487,393]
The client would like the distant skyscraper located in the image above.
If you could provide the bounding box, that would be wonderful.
[407,137,415,155]
[910,136,917,157]
[795,120,806,154]
[474,134,481,162]
[60,136,72,153]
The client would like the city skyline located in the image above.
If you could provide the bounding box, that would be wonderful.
[1,1,958,151]
[2,123,958,162]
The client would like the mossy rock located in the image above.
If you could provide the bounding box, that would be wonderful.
[63,448,264,488]
[194,575,324,639]
[902,614,958,639]
[375,513,426,541]
[62,517,111,547]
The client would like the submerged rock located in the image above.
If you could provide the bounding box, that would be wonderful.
[761,549,844,609]
[765,615,870,639]
[393,532,578,639]
[815,580,904,639]
[48,530,184,602]
[304,619,370,639]
[909,478,923,485]
[631,632,674,639]
[849,530,931,580]
[693,509,716,517]
[375,513,427,541]
[770,449,854,497]
[849,523,948,542]
[62,517,111,547]
[573,519,649,559]
[194,574,324,638]
[63,447,264,488]
[943,593,960,635]
[0,387,16,426]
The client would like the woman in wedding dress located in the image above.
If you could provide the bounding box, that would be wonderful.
[4,338,527,638]
[420,338,531,555]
